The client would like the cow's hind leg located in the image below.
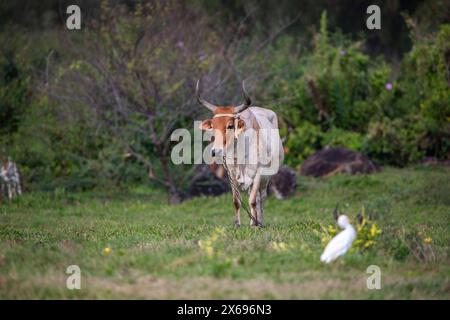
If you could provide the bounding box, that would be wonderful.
[232,191,241,227]
[17,182,22,196]
[7,182,12,200]
[255,191,264,227]
[256,183,268,227]
[248,174,262,227]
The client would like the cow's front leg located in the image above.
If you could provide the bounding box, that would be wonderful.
[10,181,16,199]
[232,191,241,227]
[248,174,261,227]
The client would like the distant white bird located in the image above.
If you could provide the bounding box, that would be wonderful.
[320,215,356,264]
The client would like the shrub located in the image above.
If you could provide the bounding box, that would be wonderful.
[268,14,449,167]
[284,122,323,167]
[284,124,364,168]
[363,117,425,166]
[394,24,450,160]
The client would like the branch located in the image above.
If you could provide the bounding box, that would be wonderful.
[126,148,169,187]
[255,12,302,52]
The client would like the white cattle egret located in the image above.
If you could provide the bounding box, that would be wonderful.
[320,215,356,264]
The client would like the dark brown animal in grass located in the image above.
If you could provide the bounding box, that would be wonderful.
[188,164,230,197]
[268,165,297,199]
[300,147,379,177]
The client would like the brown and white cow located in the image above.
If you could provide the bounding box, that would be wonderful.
[196,81,284,227]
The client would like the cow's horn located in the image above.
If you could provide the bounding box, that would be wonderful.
[196,80,217,112]
[234,80,251,113]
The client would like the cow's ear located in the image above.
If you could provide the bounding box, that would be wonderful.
[237,119,245,130]
[235,119,246,138]
[199,119,212,130]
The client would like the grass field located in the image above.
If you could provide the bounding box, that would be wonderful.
[0,166,449,299]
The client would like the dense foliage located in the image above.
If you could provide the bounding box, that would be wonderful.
[267,13,449,168]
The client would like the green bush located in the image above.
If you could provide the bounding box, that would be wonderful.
[322,127,364,151]
[394,24,450,160]
[363,24,450,165]
[270,12,389,167]
[363,117,424,167]
[8,95,146,191]
[284,122,323,167]
[284,124,364,168]
[0,52,30,152]
[268,14,449,168]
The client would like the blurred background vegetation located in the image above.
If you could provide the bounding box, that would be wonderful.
[0,0,449,201]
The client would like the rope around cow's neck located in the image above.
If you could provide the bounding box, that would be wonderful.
[222,154,261,227]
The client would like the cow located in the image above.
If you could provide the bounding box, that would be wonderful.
[196,80,284,227]
[0,157,22,201]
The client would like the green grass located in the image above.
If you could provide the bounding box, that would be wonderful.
[1,166,449,299]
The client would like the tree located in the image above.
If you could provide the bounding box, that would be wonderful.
[48,1,246,203]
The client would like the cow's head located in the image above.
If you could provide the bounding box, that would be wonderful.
[196,80,251,157]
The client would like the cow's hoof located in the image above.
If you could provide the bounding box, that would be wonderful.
[234,221,241,227]
[250,223,264,228]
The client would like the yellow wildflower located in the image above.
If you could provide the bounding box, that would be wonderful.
[204,245,214,257]
[364,240,375,248]
[198,227,226,258]
[271,241,289,252]
[327,225,338,235]
[370,223,381,237]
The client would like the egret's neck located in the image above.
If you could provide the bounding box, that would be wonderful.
[339,222,352,230]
